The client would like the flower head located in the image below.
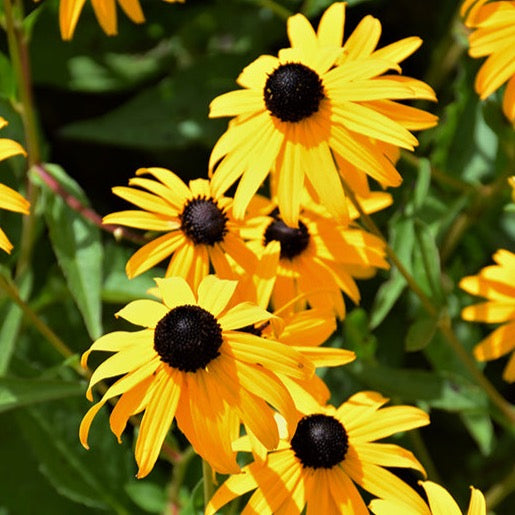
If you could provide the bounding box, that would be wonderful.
[241,191,390,318]
[206,391,430,514]
[209,2,437,226]
[461,0,515,123]
[103,167,257,288]
[459,249,515,381]
[370,480,486,515]
[80,275,315,477]
[0,118,29,254]
[36,0,184,40]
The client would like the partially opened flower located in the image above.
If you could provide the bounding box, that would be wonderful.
[36,0,184,40]
[206,391,430,514]
[80,275,315,477]
[241,191,390,318]
[461,0,515,122]
[103,167,256,289]
[209,2,437,226]
[459,249,515,381]
[370,480,486,515]
[0,118,29,254]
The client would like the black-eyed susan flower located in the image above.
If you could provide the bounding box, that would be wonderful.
[80,275,315,477]
[233,241,355,415]
[0,118,28,254]
[461,0,515,123]
[208,2,437,226]
[35,0,184,40]
[240,191,390,318]
[370,480,486,515]
[206,391,430,514]
[103,167,257,289]
[459,249,515,381]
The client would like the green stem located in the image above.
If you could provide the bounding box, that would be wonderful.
[485,465,515,510]
[4,0,42,278]
[341,178,515,425]
[202,459,215,509]
[165,446,196,514]
[0,274,86,375]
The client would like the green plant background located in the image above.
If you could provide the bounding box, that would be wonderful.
[0,0,514,513]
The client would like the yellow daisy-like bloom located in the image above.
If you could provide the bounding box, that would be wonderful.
[370,480,486,515]
[103,167,257,289]
[80,275,315,478]
[35,0,184,40]
[206,391,430,514]
[241,191,390,318]
[0,118,29,254]
[233,241,355,412]
[208,2,437,226]
[459,249,515,381]
[461,0,515,123]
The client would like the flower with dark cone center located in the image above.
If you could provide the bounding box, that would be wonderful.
[180,196,228,246]
[291,414,348,469]
[264,217,310,260]
[154,305,223,372]
[264,63,325,123]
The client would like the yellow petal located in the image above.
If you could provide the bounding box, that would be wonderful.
[206,468,258,515]
[111,185,178,217]
[461,301,515,323]
[0,227,13,254]
[473,321,515,361]
[59,0,87,40]
[354,442,425,476]
[420,480,461,515]
[197,275,237,317]
[287,13,318,55]
[343,15,381,60]
[103,210,178,231]
[475,46,515,99]
[0,138,26,162]
[136,167,191,203]
[236,54,279,90]
[118,0,145,23]
[467,486,486,515]
[116,299,169,327]
[328,466,368,515]
[0,183,30,214]
[371,37,422,64]
[317,2,346,48]
[155,275,196,308]
[91,0,118,35]
[135,368,182,478]
[219,302,273,331]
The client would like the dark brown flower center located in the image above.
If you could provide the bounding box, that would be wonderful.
[154,305,223,372]
[291,414,348,469]
[180,196,228,246]
[264,63,325,123]
[263,216,310,259]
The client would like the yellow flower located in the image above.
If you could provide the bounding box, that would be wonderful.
[0,118,29,254]
[461,0,515,122]
[460,249,515,381]
[370,480,486,515]
[103,167,257,289]
[241,191,390,318]
[208,2,437,226]
[233,242,356,414]
[80,275,315,477]
[35,0,184,40]
[206,392,430,514]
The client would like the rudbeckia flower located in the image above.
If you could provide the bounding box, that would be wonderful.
[0,118,29,254]
[370,480,486,515]
[80,275,315,477]
[208,2,437,226]
[206,391,430,514]
[233,242,355,413]
[459,249,515,381]
[35,0,184,40]
[103,167,257,288]
[241,191,390,318]
[461,0,515,123]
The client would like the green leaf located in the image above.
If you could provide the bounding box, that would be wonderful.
[413,219,445,304]
[460,411,494,455]
[16,402,134,512]
[102,242,157,303]
[405,317,438,352]
[0,271,32,374]
[413,158,432,212]
[370,217,414,329]
[125,481,167,513]
[0,52,16,100]
[33,164,103,340]
[0,377,82,413]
